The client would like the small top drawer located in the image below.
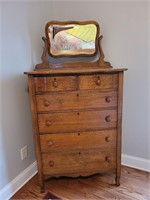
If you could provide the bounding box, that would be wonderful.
[79,74,118,90]
[34,76,77,93]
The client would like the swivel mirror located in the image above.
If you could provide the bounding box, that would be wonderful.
[45,21,99,57]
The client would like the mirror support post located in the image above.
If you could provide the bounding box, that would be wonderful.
[35,37,54,70]
[98,35,111,68]
[41,37,48,65]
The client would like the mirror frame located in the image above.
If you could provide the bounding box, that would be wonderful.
[45,20,100,58]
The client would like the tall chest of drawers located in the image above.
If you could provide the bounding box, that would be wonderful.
[25,68,127,192]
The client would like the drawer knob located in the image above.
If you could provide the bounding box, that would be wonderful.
[105,156,111,162]
[48,140,53,146]
[105,115,111,122]
[105,96,112,103]
[53,80,58,88]
[105,136,111,142]
[46,120,52,126]
[96,76,101,86]
[49,161,54,167]
[43,100,50,107]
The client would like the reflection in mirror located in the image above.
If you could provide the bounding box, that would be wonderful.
[47,23,98,56]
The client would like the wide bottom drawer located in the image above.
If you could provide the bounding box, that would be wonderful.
[42,150,116,176]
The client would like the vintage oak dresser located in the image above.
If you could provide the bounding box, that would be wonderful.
[25,21,127,192]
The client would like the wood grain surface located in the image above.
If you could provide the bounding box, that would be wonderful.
[42,150,116,176]
[38,109,117,133]
[36,90,117,112]
[40,130,116,153]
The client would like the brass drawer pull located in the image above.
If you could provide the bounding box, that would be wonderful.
[105,136,111,142]
[105,156,111,162]
[48,140,53,146]
[96,76,101,86]
[105,115,111,122]
[105,96,112,103]
[43,100,50,107]
[52,80,58,88]
[49,161,54,167]
[46,120,52,126]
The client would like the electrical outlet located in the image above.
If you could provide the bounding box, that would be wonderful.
[21,146,27,160]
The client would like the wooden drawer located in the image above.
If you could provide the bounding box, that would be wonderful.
[38,109,117,133]
[79,74,118,90]
[40,130,116,153]
[42,150,116,176]
[36,90,117,112]
[34,76,77,93]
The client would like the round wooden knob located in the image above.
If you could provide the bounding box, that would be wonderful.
[48,140,53,146]
[49,161,54,167]
[105,156,111,162]
[53,80,58,88]
[105,136,111,142]
[43,100,50,107]
[105,96,112,103]
[105,115,111,122]
[46,120,52,126]
[96,78,101,86]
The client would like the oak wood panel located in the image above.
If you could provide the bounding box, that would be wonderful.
[40,130,117,153]
[38,109,117,133]
[34,76,77,93]
[116,71,124,185]
[28,75,44,189]
[36,90,117,112]
[42,150,116,176]
[79,74,118,90]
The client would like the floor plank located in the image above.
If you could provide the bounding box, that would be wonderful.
[11,166,150,200]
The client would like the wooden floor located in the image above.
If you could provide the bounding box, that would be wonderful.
[11,166,150,200]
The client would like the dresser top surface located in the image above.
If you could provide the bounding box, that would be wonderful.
[24,67,127,75]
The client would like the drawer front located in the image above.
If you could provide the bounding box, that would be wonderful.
[79,74,118,90]
[34,76,77,93]
[40,130,116,153]
[42,150,116,175]
[38,109,117,133]
[36,91,117,112]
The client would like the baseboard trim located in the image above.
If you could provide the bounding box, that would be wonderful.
[0,161,37,200]
[0,155,149,199]
[122,154,150,172]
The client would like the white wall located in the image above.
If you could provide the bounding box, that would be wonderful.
[0,0,149,196]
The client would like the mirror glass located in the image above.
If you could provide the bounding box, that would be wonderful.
[46,21,99,57]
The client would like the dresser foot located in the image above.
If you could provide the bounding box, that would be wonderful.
[40,185,45,193]
[115,176,120,186]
